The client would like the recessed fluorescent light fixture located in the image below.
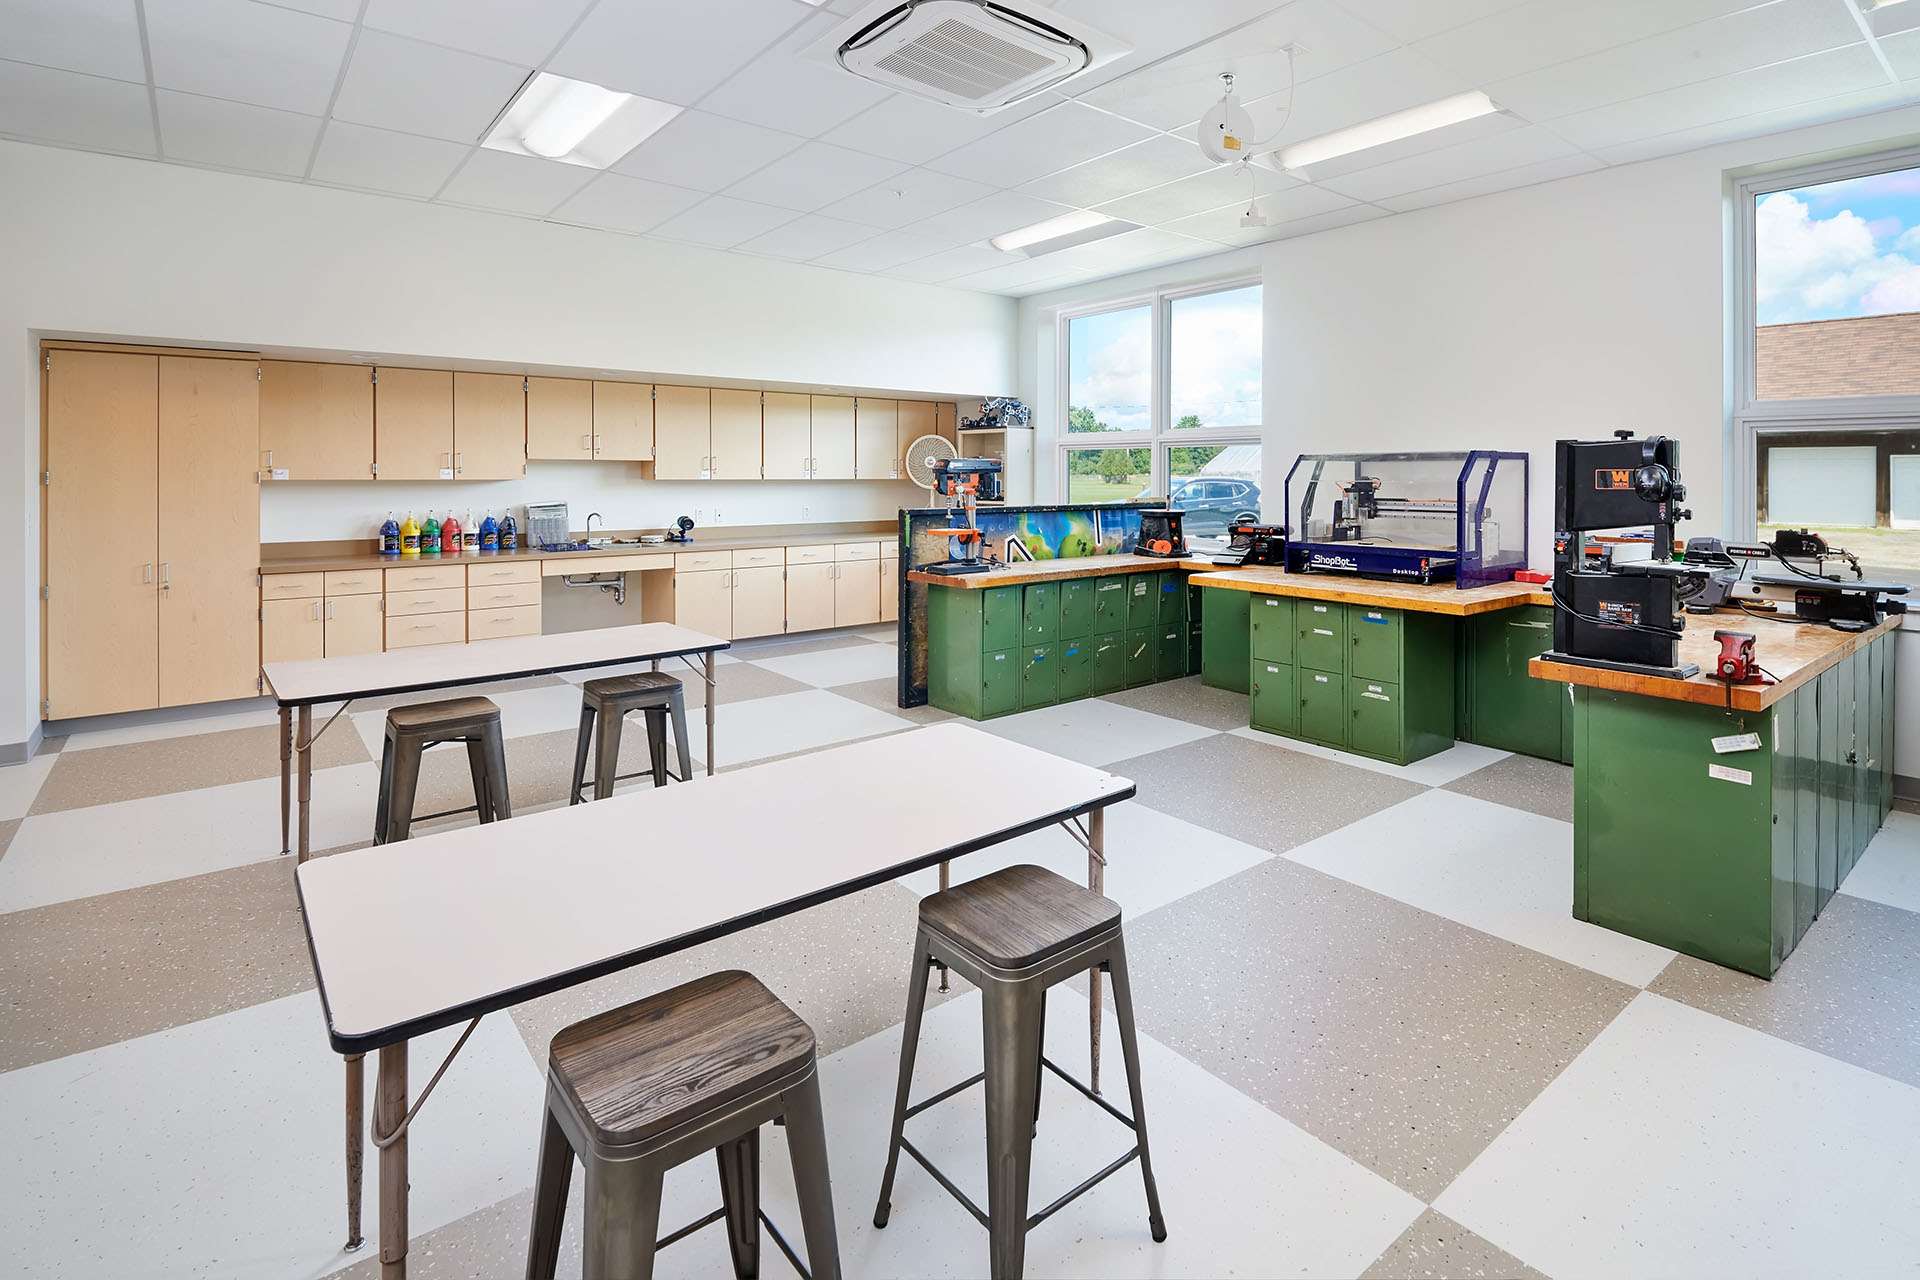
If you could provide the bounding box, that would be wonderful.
[1276,90,1499,173]
[990,209,1137,257]
[482,72,681,170]
[1866,0,1909,9]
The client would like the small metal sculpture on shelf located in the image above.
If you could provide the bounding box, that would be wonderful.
[961,397,1031,430]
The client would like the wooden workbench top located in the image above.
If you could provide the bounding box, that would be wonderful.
[1530,611,1903,711]
[1188,566,1553,616]
[906,552,1216,588]
[262,525,896,575]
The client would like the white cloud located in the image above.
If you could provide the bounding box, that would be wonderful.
[1899,224,1920,255]
[1862,266,1920,314]
[1755,191,1919,323]
[1171,293,1262,427]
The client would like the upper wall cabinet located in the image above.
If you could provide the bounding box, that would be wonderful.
[375,368,454,481]
[453,371,526,479]
[527,376,593,461]
[854,397,899,480]
[710,389,762,481]
[935,401,958,446]
[897,401,935,470]
[592,381,653,461]
[811,394,856,481]
[762,391,811,481]
[653,385,710,479]
[260,360,373,480]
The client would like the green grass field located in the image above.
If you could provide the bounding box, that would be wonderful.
[1068,473,1150,504]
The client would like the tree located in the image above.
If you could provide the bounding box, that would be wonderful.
[1099,450,1133,484]
[1069,406,1104,433]
[1175,414,1202,430]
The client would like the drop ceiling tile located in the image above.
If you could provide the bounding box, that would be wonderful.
[550,171,710,234]
[1283,110,1523,184]
[816,166,995,229]
[1163,184,1364,244]
[697,12,894,136]
[887,243,1026,283]
[1095,163,1299,226]
[1316,124,1580,203]
[547,0,806,106]
[811,226,967,272]
[724,140,907,212]
[737,213,878,260]
[0,0,146,83]
[1413,0,1762,87]
[1592,81,1920,165]
[361,0,594,67]
[1486,0,1865,122]
[438,148,599,215]
[1240,47,1471,151]
[648,193,801,247]
[1376,151,1604,212]
[308,120,471,196]
[947,257,1095,294]
[0,60,153,154]
[925,100,1157,187]
[1888,28,1920,79]
[1019,134,1214,207]
[612,109,804,192]
[1331,0,1533,44]
[822,92,1058,165]
[1042,0,1284,97]
[145,0,352,115]
[156,89,319,175]
[910,189,1080,245]
[1074,0,1397,131]
[1872,4,1920,40]
[332,29,530,144]
[1222,201,1392,247]
[1025,226,1221,279]
[267,0,360,18]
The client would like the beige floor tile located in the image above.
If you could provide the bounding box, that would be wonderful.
[1101,675,1253,731]
[29,721,369,815]
[0,818,17,862]
[1361,1208,1548,1279]
[1443,753,1574,824]
[831,677,954,724]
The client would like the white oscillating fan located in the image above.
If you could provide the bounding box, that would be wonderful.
[902,434,956,498]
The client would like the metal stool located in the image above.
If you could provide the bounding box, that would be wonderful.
[569,672,693,803]
[525,970,842,1280]
[872,864,1165,1280]
[373,696,510,844]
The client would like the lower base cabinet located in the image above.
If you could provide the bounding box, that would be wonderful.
[387,610,464,649]
[325,594,384,657]
[786,562,836,633]
[263,598,324,664]
[732,566,785,639]
[1459,605,1571,762]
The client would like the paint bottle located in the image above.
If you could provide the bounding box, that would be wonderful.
[500,510,518,552]
[441,510,462,555]
[462,509,479,554]
[479,510,499,552]
[422,512,442,556]
[399,511,421,557]
[379,511,400,557]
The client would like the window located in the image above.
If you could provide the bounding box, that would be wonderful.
[1735,149,1920,579]
[1058,280,1263,548]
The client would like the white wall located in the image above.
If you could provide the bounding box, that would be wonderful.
[0,140,1017,748]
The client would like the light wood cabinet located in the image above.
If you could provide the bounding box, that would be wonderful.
[158,355,261,707]
[855,397,899,480]
[325,593,384,657]
[710,389,762,481]
[263,597,324,664]
[761,391,811,480]
[260,360,373,480]
[675,567,733,639]
[880,555,900,623]
[387,611,464,649]
[785,562,836,633]
[453,372,525,480]
[375,368,454,482]
[935,402,958,447]
[262,572,324,600]
[833,559,880,627]
[810,395,855,481]
[527,376,593,461]
[593,381,653,461]
[897,401,935,457]
[732,566,785,638]
[468,604,541,640]
[653,385,710,480]
[324,569,383,596]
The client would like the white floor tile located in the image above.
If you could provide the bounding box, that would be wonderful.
[0,763,378,912]
[0,753,57,821]
[349,682,590,758]
[0,990,543,1280]
[1436,992,1920,1280]
[1282,790,1674,987]
[1227,726,1512,786]
[986,700,1216,768]
[852,625,900,642]
[897,799,1271,919]
[693,689,913,768]
[58,705,281,752]
[749,643,901,689]
[1838,810,1920,914]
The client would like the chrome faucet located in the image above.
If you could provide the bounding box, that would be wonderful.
[586,512,604,541]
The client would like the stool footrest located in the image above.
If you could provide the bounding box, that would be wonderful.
[654,1205,812,1279]
[407,801,484,825]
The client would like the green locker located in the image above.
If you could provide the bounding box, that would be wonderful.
[1023,582,1059,643]
[1157,573,1187,626]
[1058,638,1092,702]
[1298,668,1345,745]
[1250,660,1294,734]
[1880,634,1896,820]
[982,648,1018,717]
[1249,595,1293,663]
[1201,589,1251,693]
[1092,577,1128,634]
[982,586,1022,652]
[1348,607,1402,682]
[1157,626,1185,680]
[1852,648,1874,875]
[1059,579,1094,639]
[1296,601,1347,672]
[1461,607,1568,763]
[1092,635,1126,693]
[1021,643,1056,709]
[1792,682,1818,941]
[1348,677,1402,761]
[1125,627,1157,688]
[1770,694,1798,972]
[1816,666,1840,909]
[1125,573,1159,630]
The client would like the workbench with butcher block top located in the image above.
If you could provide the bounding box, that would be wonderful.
[1532,611,1902,977]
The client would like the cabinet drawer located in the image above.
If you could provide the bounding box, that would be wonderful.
[1349,607,1402,682]
[386,612,465,648]
[1296,601,1347,672]
[835,541,881,562]
[467,559,540,585]
[1349,677,1402,761]
[386,586,466,617]
[982,648,1019,718]
[786,543,834,566]
[675,550,733,572]
[1125,573,1159,631]
[1298,668,1346,745]
[733,546,784,569]
[1251,661,1295,735]
[467,581,541,610]
[468,604,541,640]
[1250,595,1294,663]
[261,572,324,601]
[1023,582,1058,642]
[385,564,464,592]
[1091,635,1126,694]
[323,570,383,597]
[1125,627,1157,688]
[1091,577,1128,634]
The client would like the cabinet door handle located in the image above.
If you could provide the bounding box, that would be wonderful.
[311,601,321,621]
[580,434,592,452]
[326,601,335,621]
[442,451,451,469]
[264,450,273,467]
[143,563,153,584]
[159,562,170,591]
[454,451,463,475]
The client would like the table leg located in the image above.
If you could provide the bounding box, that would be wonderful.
[297,704,313,864]
[378,1042,409,1278]
[279,707,292,857]
[345,1054,365,1252]
[705,651,716,777]
[1088,804,1105,1096]
[937,860,951,992]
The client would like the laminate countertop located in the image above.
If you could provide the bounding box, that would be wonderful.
[1189,566,1553,616]
[906,553,1217,588]
[260,526,898,575]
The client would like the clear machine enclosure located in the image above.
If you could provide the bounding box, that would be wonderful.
[1284,451,1529,587]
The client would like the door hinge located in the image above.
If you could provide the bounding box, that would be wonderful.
[41,470,51,486]
[371,368,378,385]
[44,352,52,373]
[42,698,51,718]
[370,462,379,477]
[258,606,263,621]
[522,376,529,391]
[256,366,263,382]
[40,583,49,601]
[256,674,264,694]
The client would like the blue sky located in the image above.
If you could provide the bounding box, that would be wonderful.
[1067,285,1262,431]
[1755,164,1920,325]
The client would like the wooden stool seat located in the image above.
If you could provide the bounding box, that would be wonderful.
[583,671,684,702]
[550,970,816,1149]
[919,863,1121,968]
[570,671,692,803]
[374,696,509,845]
[385,695,500,733]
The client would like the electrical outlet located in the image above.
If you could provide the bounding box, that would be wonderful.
[713,508,722,524]
[693,507,703,525]
[802,505,810,520]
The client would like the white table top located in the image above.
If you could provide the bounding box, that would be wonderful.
[295,723,1135,1053]
[262,623,727,706]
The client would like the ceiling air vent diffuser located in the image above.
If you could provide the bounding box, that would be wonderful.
[831,1,1127,113]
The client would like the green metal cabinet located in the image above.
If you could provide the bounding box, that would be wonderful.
[1348,607,1401,682]
[1156,625,1186,680]
[1250,660,1294,734]
[1092,634,1126,693]
[1092,577,1128,634]
[1058,638,1092,702]
[1059,579,1094,639]
[1200,589,1252,694]
[1298,668,1345,744]
[1249,595,1293,664]
[1296,601,1346,672]
[1126,573,1159,630]
[1021,643,1056,709]
[982,586,1021,652]
[1125,626,1157,687]
[1023,582,1059,643]
[1348,677,1402,760]
[1157,573,1187,627]
[1459,606,1570,763]
[981,649,1018,717]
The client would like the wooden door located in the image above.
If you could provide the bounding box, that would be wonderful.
[375,368,454,481]
[674,568,732,639]
[652,385,709,479]
[453,372,525,479]
[259,360,373,480]
[593,381,653,461]
[709,389,762,481]
[934,401,958,447]
[158,356,260,707]
[854,397,899,480]
[834,559,880,626]
[879,555,900,623]
[897,401,936,465]
[325,593,384,657]
[262,597,324,663]
[527,377,593,461]
[810,395,856,480]
[731,565,786,638]
[785,562,836,632]
[45,349,160,718]
[761,392,811,480]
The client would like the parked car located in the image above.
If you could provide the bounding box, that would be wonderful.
[1169,477,1261,536]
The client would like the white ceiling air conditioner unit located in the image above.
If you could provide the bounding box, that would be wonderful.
[829,1,1128,114]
